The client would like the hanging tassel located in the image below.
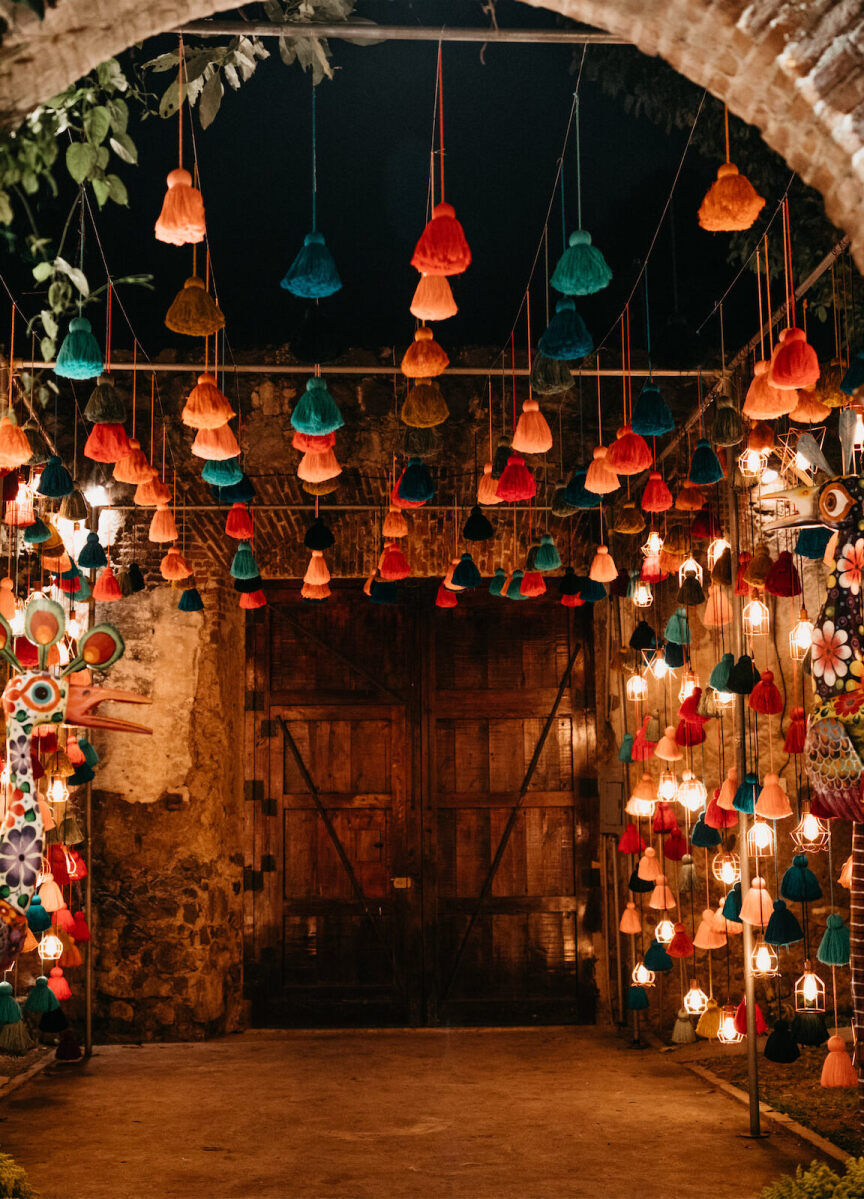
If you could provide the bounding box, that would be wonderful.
[641,472,673,513]
[627,985,649,1011]
[766,551,802,598]
[638,846,661,881]
[379,542,410,582]
[511,400,553,454]
[225,503,254,540]
[588,545,616,583]
[734,996,767,1036]
[675,482,705,511]
[644,941,673,972]
[664,608,690,645]
[696,998,721,1039]
[551,229,612,295]
[697,162,765,232]
[155,167,206,246]
[291,376,344,435]
[178,587,204,612]
[721,884,742,924]
[668,922,694,958]
[477,464,501,506]
[784,706,807,755]
[764,1019,799,1063]
[607,426,652,475]
[182,374,234,429]
[559,567,583,607]
[401,380,449,428]
[77,531,107,570]
[452,553,482,589]
[149,504,178,543]
[55,317,103,379]
[47,966,71,1002]
[678,853,696,890]
[533,533,560,571]
[161,547,192,581]
[710,398,744,447]
[230,541,259,581]
[618,824,645,854]
[410,273,458,321]
[617,731,633,760]
[820,1036,856,1087]
[743,360,797,419]
[281,231,341,298]
[755,773,792,819]
[397,458,435,504]
[496,455,536,502]
[191,424,241,461]
[24,976,59,1015]
[764,899,803,946]
[649,873,675,909]
[781,853,822,903]
[791,1011,829,1047]
[462,505,494,541]
[538,299,593,360]
[740,877,774,925]
[112,437,151,485]
[688,439,724,485]
[677,571,705,607]
[298,447,341,483]
[0,412,31,470]
[411,202,471,276]
[769,327,820,389]
[136,471,173,507]
[729,654,760,694]
[584,446,619,495]
[303,551,331,586]
[693,909,726,950]
[733,772,759,813]
[401,328,449,378]
[239,589,267,610]
[790,391,831,423]
[749,670,782,714]
[692,814,722,847]
[654,725,683,761]
[165,276,225,336]
[671,1008,696,1044]
[618,901,641,934]
[817,913,850,966]
[702,584,732,627]
[84,422,129,463]
[531,353,573,396]
[92,566,122,602]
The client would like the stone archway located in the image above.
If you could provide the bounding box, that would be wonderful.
[0,2,862,267]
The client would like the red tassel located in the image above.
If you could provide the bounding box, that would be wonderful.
[379,541,410,581]
[496,454,536,502]
[641,472,673,513]
[784,706,807,754]
[410,202,471,276]
[435,582,458,608]
[749,670,782,715]
[607,425,652,475]
[92,566,122,602]
[734,997,767,1036]
[48,966,71,1002]
[560,592,583,608]
[84,422,129,464]
[70,911,91,943]
[618,823,645,854]
[239,589,267,610]
[14,636,37,665]
[735,551,752,596]
[678,690,708,724]
[652,801,679,834]
[690,509,721,540]
[675,719,706,747]
[764,550,802,597]
[705,789,738,829]
[47,844,71,886]
[630,715,658,761]
[520,571,546,598]
[292,431,336,453]
[52,908,76,933]
[664,829,689,862]
[225,503,254,540]
[641,556,665,584]
[668,922,694,958]
[66,847,87,881]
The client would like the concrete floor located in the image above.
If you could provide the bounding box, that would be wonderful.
[0,1028,825,1199]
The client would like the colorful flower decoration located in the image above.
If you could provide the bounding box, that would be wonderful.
[836,538,864,595]
[811,621,852,689]
[0,825,41,893]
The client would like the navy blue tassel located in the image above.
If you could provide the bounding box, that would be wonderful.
[538,299,593,360]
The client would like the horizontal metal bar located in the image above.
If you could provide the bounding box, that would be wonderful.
[14,360,711,379]
[107,504,553,513]
[175,21,629,46]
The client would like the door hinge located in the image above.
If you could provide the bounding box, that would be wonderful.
[244,779,265,803]
[261,797,278,817]
[260,718,278,738]
[243,867,264,892]
[245,691,265,712]
[261,854,276,873]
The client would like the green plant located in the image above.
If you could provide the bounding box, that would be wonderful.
[0,1151,37,1199]
[760,1157,864,1199]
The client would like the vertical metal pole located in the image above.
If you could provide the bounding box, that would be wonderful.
[610,837,625,1023]
[726,478,761,1135]
[83,504,98,1059]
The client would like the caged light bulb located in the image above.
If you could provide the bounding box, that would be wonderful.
[632,581,653,608]
[649,653,670,681]
[38,933,63,961]
[683,981,708,1016]
[751,939,779,977]
[678,670,698,703]
[792,811,829,852]
[657,771,678,802]
[655,918,675,944]
[678,555,703,586]
[47,777,68,806]
[742,598,769,634]
[642,530,664,558]
[789,609,814,660]
[717,1005,743,1044]
[707,537,730,569]
[677,771,707,813]
[738,447,767,478]
[632,961,655,988]
[747,819,775,856]
[626,673,648,702]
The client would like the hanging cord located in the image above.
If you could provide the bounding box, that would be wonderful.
[525,288,533,401]
[723,104,730,164]
[437,44,445,204]
[178,35,185,168]
[763,237,774,353]
[559,168,567,255]
[756,252,765,360]
[785,197,796,323]
[311,77,317,234]
[574,91,582,232]
[643,266,652,380]
[7,303,13,413]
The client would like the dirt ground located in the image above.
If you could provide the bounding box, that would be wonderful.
[0,1027,835,1199]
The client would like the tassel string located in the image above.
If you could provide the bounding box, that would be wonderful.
[574,91,582,232]
[311,78,318,234]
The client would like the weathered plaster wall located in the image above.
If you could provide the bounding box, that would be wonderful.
[90,584,246,1040]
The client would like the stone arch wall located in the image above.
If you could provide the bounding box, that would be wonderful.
[0,0,862,265]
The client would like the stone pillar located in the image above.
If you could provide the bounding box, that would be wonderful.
[89,585,246,1040]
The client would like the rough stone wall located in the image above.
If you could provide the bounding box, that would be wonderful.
[1,1,863,271]
[90,583,246,1040]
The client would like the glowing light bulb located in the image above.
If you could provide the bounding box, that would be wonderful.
[632,581,653,608]
[632,961,655,988]
[677,771,707,813]
[678,555,703,586]
[789,608,813,660]
[657,771,677,802]
[747,819,775,855]
[712,689,734,707]
[47,777,68,806]
[759,467,779,486]
[626,673,648,702]
[85,483,109,508]
[853,410,864,448]
[683,981,708,1015]
[655,918,675,944]
[707,537,730,569]
[742,598,769,634]
[678,670,698,703]
[792,811,829,852]
[66,616,83,640]
[803,973,818,1003]
[717,1006,743,1044]
[738,447,767,478]
[9,608,23,637]
[751,939,779,977]
[649,653,669,681]
[712,850,741,885]
[642,530,664,558]
[38,933,63,961]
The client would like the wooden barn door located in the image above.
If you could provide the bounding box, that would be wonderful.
[244,584,596,1026]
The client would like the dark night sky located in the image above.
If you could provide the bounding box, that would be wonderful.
[5,1,768,363]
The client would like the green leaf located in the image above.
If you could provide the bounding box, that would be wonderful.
[159,80,181,120]
[40,337,55,363]
[84,105,110,145]
[109,132,137,165]
[65,141,97,183]
[105,98,129,135]
[96,59,127,93]
[95,144,110,171]
[143,52,181,74]
[199,71,224,130]
[31,261,52,283]
[47,280,70,310]
[53,257,89,297]
[40,310,58,340]
[91,177,110,208]
[20,170,39,195]
[105,174,128,206]
[0,193,13,226]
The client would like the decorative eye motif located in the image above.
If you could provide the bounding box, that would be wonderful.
[20,677,61,714]
[820,483,855,525]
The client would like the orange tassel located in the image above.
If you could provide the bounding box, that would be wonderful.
[589,545,617,582]
[160,546,192,581]
[790,390,831,424]
[303,551,330,586]
[84,422,129,463]
[511,399,553,454]
[149,504,178,543]
[410,273,458,320]
[821,1036,857,1088]
[301,581,330,601]
[401,327,449,378]
[477,463,501,505]
[435,582,458,608]
[225,503,253,540]
[743,361,797,419]
[697,162,765,232]
[607,425,652,475]
[113,437,151,484]
[770,327,820,389]
[297,448,341,483]
[641,472,673,513]
[92,566,122,602]
[135,472,172,507]
[0,412,32,469]
[292,431,335,452]
[382,507,409,538]
[181,373,235,430]
[584,446,619,495]
[154,168,206,246]
[191,424,240,461]
[675,483,704,511]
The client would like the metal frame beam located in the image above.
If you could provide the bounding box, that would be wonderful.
[176,22,629,45]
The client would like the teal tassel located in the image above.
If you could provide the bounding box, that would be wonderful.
[563,467,601,509]
[178,587,204,612]
[505,569,529,600]
[230,541,259,581]
[691,815,721,848]
[764,900,803,946]
[489,567,507,597]
[203,458,244,487]
[452,553,481,589]
[215,475,255,504]
[618,732,633,763]
[538,299,593,361]
[722,883,742,923]
[708,652,734,691]
[25,898,50,933]
[77,531,107,570]
[733,772,759,814]
[664,607,690,646]
[550,229,612,296]
[817,912,850,966]
[0,981,20,1025]
[534,533,561,571]
[631,383,674,437]
[55,317,103,380]
[574,576,605,603]
[23,517,51,544]
[281,231,342,299]
[291,376,344,435]
[627,984,649,1011]
[794,527,832,559]
[397,458,435,503]
[37,456,73,498]
[24,976,58,1014]
[688,438,724,485]
[644,941,673,972]
[78,738,99,767]
[68,764,95,786]
[841,350,864,395]
[781,853,822,903]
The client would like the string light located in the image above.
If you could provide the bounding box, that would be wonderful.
[711,850,741,886]
[751,938,779,977]
[678,670,698,702]
[654,918,675,944]
[657,770,677,802]
[677,770,707,813]
[649,652,670,680]
[641,530,663,558]
[626,673,648,702]
[747,818,776,855]
[707,537,730,569]
[632,961,655,988]
[717,1003,743,1043]
[738,446,768,478]
[678,555,703,586]
[794,962,826,1012]
[789,608,814,660]
[632,580,653,608]
[38,933,63,961]
[791,811,830,852]
[742,597,770,634]
[683,980,709,1015]
[47,777,68,806]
